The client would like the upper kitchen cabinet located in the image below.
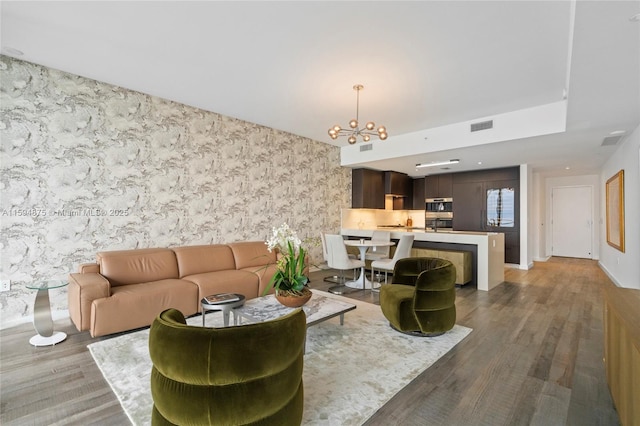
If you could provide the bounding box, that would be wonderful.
[425,173,453,199]
[352,168,385,209]
[412,178,425,209]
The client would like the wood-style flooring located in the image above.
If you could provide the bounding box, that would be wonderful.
[0,257,620,425]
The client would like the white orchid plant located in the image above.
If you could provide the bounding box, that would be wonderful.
[263,223,309,296]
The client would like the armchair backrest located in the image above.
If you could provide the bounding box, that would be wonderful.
[149,308,306,425]
[387,257,457,335]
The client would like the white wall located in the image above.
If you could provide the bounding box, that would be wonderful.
[599,125,640,289]
[520,164,533,269]
[532,172,547,261]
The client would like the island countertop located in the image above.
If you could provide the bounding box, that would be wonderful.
[341,228,505,291]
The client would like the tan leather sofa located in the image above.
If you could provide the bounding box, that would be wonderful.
[68,241,278,337]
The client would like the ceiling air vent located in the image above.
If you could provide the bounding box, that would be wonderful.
[360,144,373,152]
[601,135,623,146]
[470,120,493,132]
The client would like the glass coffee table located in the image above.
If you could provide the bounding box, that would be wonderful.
[26,280,68,346]
[235,290,356,328]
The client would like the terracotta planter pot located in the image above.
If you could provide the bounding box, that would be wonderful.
[275,288,312,308]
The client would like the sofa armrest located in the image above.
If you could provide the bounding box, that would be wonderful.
[68,272,110,332]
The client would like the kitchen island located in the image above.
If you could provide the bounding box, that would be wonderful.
[341,228,504,291]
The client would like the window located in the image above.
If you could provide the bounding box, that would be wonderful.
[486,188,515,227]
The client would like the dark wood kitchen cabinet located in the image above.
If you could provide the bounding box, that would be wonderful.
[452,167,520,264]
[425,173,453,198]
[452,182,483,230]
[352,168,384,209]
[412,178,425,209]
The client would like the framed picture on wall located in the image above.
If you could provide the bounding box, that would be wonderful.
[605,169,625,252]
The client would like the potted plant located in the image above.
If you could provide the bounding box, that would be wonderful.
[263,223,312,307]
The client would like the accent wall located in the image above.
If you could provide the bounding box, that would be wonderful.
[0,56,351,328]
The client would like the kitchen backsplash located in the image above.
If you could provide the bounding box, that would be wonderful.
[0,56,351,328]
[341,208,426,230]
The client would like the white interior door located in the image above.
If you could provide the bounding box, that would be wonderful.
[551,186,593,259]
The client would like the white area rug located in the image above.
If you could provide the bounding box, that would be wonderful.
[88,290,472,425]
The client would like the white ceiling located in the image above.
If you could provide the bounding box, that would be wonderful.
[1,1,639,178]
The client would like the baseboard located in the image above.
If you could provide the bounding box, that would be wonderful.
[533,256,551,262]
[598,261,622,287]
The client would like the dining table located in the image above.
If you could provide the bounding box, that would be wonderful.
[343,239,395,290]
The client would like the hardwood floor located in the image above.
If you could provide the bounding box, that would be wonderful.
[0,257,620,425]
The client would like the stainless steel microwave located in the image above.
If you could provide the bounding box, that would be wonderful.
[425,198,453,214]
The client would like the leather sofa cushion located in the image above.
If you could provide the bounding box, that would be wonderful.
[228,241,276,269]
[183,270,260,303]
[97,248,179,287]
[91,278,198,337]
[173,245,236,277]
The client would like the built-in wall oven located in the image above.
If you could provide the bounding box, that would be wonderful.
[425,197,453,230]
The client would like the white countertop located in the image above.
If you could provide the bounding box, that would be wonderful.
[341,228,499,242]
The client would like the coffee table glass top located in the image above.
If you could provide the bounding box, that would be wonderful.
[235,291,356,327]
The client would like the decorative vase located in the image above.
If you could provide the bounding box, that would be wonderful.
[275,287,312,308]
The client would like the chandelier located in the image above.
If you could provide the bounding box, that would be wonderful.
[328,84,388,144]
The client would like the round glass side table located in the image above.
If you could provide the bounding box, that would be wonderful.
[26,280,68,346]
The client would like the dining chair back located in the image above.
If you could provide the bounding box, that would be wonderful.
[365,230,391,261]
[370,234,415,286]
[325,234,365,294]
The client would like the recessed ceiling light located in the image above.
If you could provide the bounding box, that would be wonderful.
[630,13,640,22]
[477,161,482,165]
[565,167,571,170]
[2,47,24,56]
[609,130,626,135]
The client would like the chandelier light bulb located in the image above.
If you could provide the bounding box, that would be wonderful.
[348,135,357,144]
[379,132,388,140]
[365,122,375,130]
[377,126,386,134]
[363,134,371,142]
[333,125,341,132]
[349,119,358,129]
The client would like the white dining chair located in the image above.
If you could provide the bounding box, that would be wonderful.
[320,232,348,284]
[364,230,391,262]
[370,234,415,288]
[325,234,365,295]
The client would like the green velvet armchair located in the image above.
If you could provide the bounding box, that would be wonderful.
[379,257,456,336]
[149,308,306,425]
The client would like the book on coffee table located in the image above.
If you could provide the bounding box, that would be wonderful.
[203,293,240,304]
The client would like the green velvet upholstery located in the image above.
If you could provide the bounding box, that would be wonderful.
[380,257,456,336]
[149,308,306,425]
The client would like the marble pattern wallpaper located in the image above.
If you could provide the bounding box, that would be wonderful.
[0,56,351,327]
